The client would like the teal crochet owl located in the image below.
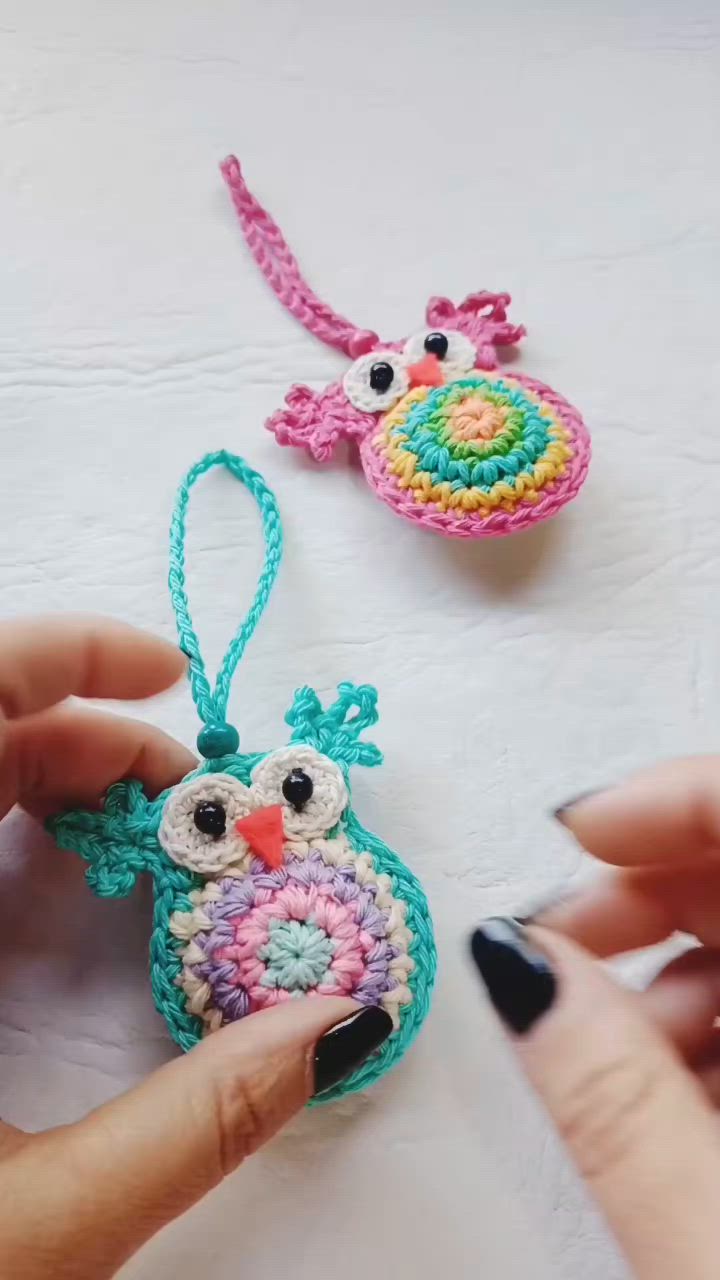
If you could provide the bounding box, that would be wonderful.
[49,451,436,1101]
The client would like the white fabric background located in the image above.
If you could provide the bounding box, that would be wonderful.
[1,2,719,1276]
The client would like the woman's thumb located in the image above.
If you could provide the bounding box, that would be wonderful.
[0,997,391,1280]
[470,920,720,1280]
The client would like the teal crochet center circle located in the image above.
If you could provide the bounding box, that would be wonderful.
[258,919,337,991]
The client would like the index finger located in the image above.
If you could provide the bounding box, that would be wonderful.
[556,756,720,869]
[536,864,720,957]
[0,616,186,720]
[539,756,720,956]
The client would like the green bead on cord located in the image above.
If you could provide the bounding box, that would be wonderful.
[197,721,240,759]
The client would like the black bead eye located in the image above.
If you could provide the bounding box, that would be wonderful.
[424,331,449,359]
[369,361,395,393]
[281,768,314,813]
[193,801,227,839]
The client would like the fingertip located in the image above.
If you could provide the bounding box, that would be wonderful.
[186,996,391,1102]
[469,920,558,1035]
[63,614,188,700]
[0,614,189,718]
[193,994,361,1067]
[553,789,604,827]
[313,1004,393,1096]
[553,759,720,869]
[553,789,618,851]
[123,724,197,797]
[11,706,196,814]
[98,620,188,699]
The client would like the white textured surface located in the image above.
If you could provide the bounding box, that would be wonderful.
[1,2,719,1276]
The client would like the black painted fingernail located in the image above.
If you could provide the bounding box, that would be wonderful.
[553,789,601,824]
[470,919,557,1035]
[313,1006,393,1096]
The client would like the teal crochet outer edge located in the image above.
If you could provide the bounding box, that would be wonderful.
[47,450,437,1101]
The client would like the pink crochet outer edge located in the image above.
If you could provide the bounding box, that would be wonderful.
[359,375,591,539]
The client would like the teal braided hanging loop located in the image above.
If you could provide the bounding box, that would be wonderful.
[168,449,283,757]
[48,450,436,1101]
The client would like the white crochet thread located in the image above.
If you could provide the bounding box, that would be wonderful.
[342,349,409,413]
[251,745,348,839]
[402,328,476,380]
[158,773,255,875]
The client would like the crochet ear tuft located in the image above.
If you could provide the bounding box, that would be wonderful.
[285,683,382,772]
[267,382,375,461]
[47,781,160,899]
[425,291,525,369]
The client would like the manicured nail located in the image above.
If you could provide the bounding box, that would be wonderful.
[514,886,571,925]
[470,919,557,1035]
[553,789,601,825]
[313,1006,393,1095]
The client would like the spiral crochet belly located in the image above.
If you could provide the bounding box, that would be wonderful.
[359,372,590,537]
[170,840,414,1032]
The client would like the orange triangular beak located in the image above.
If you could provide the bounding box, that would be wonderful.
[408,352,444,389]
[235,805,285,869]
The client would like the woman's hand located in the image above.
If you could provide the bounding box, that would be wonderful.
[0,616,389,1279]
[470,758,720,1280]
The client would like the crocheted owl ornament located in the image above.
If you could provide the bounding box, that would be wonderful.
[221,156,591,539]
[48,451,435,1102]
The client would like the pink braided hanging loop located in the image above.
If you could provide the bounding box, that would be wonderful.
[220,156,379,359]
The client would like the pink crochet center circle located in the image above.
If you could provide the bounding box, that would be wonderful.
[359,372,591,539]
[216,881,373,1009]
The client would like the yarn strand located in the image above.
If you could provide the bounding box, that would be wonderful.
[220,156,379,360]
[168,450,283,743]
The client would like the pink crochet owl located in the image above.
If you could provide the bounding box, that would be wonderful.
[221,157,591,539]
